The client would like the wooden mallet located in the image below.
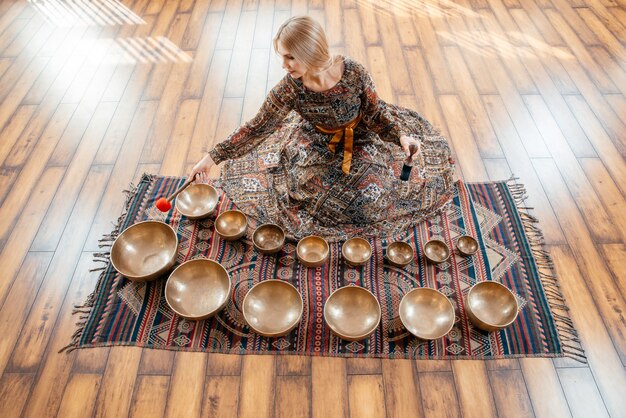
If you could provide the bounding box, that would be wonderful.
[400,143,419,181]
[155,173,198,212]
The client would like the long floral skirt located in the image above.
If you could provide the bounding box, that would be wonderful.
[216,106,455,242]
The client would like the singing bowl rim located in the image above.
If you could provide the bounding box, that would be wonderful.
[456,235,479,256]
[242,279,304,337]
[466,281,519,331]
[386,241,414,267]
[323,286,382,341]
[399,288,455,340]
[175,183,219,219]
[296,235,330,267]
[341,237,372,266]
[423,239,451,263]
[110,220,179,282]
[164,259,232,320]
[252,223,286,254]
[215,209,248,240]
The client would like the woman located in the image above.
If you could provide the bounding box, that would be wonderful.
[190,16,455,242]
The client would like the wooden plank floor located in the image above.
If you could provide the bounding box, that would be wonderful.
[0,0,625,416]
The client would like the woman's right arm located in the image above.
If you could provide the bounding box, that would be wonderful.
[190,76,297,178]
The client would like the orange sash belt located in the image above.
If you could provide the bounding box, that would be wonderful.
[315,113,362,175]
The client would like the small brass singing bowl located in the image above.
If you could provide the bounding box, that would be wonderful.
[341,237,372,266]
[466,281,519,332]
[175,183,219,220]
[111,221,178,282]
[243,280,304,337]
[296,235,329,268]
[386,241,414,267]
[253,224,285,254]
[165,259,231,320]
[215,210,248,240]
[399,288,455,340]
[457,235,479,256]
[324,286,381,341]
[423,239,451,263]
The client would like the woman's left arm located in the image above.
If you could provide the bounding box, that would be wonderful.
[357,64,421,160]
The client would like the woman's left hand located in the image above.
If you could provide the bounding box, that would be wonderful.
[399,135,421,161]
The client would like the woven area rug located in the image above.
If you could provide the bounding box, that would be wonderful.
[65,174,585,361]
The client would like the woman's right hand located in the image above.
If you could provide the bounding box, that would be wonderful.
[189,153,215,180]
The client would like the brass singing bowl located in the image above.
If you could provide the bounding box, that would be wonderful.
[215,210,248,240]
[424,239,451,263]
[296,235,329,268]
[399,288,455,340]
[243,280,303,337]
[466,281,519,332]
[457,235,479,256]
[342,237,372,266]
[324,286,381,341]
[165,259,231,320]
[111,221,178,282]
[253,224,285,254]
[386,241,414,267]
[175,183,219,219]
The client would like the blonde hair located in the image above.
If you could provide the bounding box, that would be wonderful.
[273,16,333,74]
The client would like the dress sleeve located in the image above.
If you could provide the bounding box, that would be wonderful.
[357,62,406,145]
[208,76,297,164]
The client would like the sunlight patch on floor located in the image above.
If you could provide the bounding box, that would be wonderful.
[28,0,145,27]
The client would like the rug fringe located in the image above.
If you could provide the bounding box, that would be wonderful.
[506,178,587,364]
[59,173,154,353]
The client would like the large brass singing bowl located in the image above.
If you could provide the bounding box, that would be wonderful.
[386,241,414,267]
[324,286,381,341]
[215,210,248,240]
[466,281,519,332]
[424,239,451,263]
[243,280,304,337]
[111,221,178,282]
[253,224,285,254]
[175,183,219,219]
[342,237,372,266]
[297,235,329,268]
[457,235,479,256]
[399,288,455,340]
[165,259,231,320]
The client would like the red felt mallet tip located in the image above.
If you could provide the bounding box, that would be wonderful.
[155,197,172,212]
[154,173,198,213]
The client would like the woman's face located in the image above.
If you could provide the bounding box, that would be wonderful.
[277,41,308,79]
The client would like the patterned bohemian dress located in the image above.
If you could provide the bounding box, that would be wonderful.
[209,56,455,242]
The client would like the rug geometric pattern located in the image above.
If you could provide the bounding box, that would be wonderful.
[67,175,584,361]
